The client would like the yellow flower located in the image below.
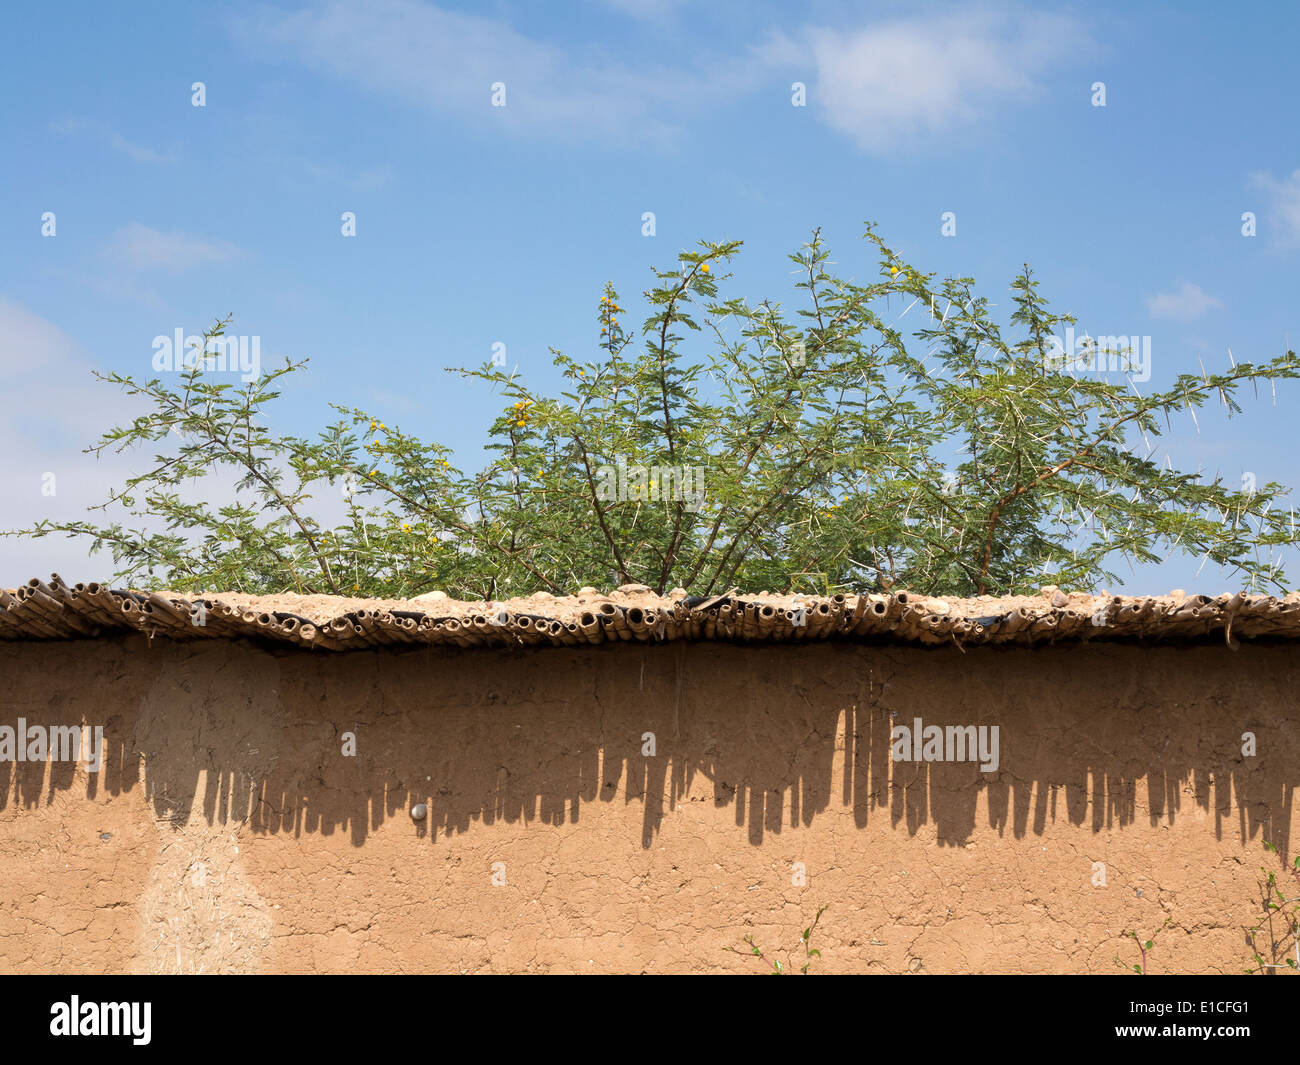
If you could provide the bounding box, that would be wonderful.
[701,264,710,274]
[889,266,899,276]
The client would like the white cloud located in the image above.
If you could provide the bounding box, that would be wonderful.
[1248,168,1300,249]
[1145,282,1223,321]
[600,0,687,19]
[759,9,1086,153]
[105,224,241,273]
[52,118,173,164]
[0,299,149,585]
[232,0,749,147]
[230,2,1089,154]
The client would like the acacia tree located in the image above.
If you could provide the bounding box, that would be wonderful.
[9,226,1298,598]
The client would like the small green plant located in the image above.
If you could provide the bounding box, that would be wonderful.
[1245,841,1300,974]
[727,905,828,974]
[1114,917,1171,974]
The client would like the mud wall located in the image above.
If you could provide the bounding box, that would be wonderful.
[1,635,1296,974]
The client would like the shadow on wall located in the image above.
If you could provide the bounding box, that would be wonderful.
[0,637,1295,855]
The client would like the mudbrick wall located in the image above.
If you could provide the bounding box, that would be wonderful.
[1,634,1297,974]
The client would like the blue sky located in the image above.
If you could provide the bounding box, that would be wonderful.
[2,0,1298,593]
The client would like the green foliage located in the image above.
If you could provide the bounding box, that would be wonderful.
[8,227,1299,597]
[1245,840,1300,974]
[726,904,828,974]
[1113,917,1171,974]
